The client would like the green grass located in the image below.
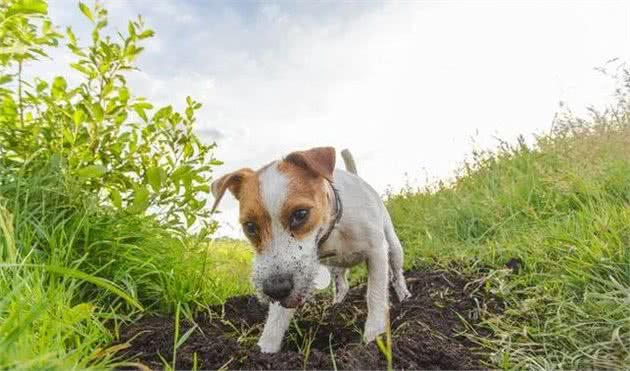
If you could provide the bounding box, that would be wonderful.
[387,110,630,368]
[0,163,252,369]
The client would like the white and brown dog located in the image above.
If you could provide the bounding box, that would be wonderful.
[211,147,411,353]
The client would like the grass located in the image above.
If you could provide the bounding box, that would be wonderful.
[386,101,630,368]
[0,162,252,369]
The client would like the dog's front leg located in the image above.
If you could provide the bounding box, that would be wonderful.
[257,302,295,353]
[364,242,390,343]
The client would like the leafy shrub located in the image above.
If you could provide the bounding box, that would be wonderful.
[0,0,221,235]
[0,2,236,367]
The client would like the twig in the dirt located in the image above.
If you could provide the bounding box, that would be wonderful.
[440,273,456,288]
[221,318,258,346]
[217,357,234,371]
[415,320,448,341]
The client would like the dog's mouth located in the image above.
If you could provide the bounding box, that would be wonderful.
[256,289,309,308]
[279,295,306,308]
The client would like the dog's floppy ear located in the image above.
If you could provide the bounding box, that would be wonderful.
[285,147,336,181]
[210,168,254,212]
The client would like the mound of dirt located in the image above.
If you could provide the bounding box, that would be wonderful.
[115,269,500,370]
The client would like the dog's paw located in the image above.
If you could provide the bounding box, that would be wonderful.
[395,284,412,302]
[257,339,281,353]
[333,283,349,304]
[363,317,386,343]
[258,334,283,353]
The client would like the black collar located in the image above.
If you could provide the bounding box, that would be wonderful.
[317,180,342,251]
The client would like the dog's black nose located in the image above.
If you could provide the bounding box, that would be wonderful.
[263,274,293,301]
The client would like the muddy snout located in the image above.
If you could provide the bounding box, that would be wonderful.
[262,273,293,301]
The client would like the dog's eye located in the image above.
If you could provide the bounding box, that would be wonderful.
[243,222,258,236]
[290,209,309,229]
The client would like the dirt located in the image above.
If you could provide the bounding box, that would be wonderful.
[115,268,500,370]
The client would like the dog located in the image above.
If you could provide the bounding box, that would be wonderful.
[211,147,411,353]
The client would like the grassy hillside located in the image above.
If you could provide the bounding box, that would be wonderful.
[387,85,630,368]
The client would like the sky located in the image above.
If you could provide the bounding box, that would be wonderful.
[35,0,630,237]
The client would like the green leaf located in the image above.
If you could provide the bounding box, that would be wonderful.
[183,142,193,158]
[51,76,67,99]
[0,75,12,85]
[186,214,196,227]
[70,63,95,77]
[132,102,152,122]
[128,21,136,39]
[35,80,48,92]
[134,102,153,110]
[172,165,191,182]
[195,184,210,193]
[7,0,47,16]
[146,166,163,192]
[110,189,122,209]
[79,2,94,22]
[66,27,77,45]
[119,87,130,103]
[92,104,104,122]
[128,186,150,214]
[138,29,155,39]
[62,127,74,142]
[77,165,106,178]
[72,109,85,125]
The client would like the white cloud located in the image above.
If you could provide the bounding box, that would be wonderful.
[39,0,630,237]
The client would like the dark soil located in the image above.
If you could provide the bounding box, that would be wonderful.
[115,268,500,370]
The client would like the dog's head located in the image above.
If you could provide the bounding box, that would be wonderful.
[211,147,336,308]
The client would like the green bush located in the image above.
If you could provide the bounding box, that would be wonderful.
[0,0,221,235]
[0,2,247,368]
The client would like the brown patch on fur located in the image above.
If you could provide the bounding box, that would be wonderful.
[277,160,332,240]
[284,147,336,181]
[210,168,254,212]
[211,167,272,252]
[237,174,272,252]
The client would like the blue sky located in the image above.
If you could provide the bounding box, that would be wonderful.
[37,1,630,237]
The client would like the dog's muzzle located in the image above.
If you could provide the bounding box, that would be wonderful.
[262,274,293,301]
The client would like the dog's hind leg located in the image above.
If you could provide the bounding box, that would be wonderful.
[364,238,390,343]
[258,302,295,353]
[329,266,349,304]
[384,212,411,302]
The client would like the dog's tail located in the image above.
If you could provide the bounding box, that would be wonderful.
[340,149,358,175]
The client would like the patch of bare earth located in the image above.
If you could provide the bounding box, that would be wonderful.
[115,268,500,370]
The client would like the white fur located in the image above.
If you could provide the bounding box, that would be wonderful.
[259,163,289,223]
[258,302,295,353]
